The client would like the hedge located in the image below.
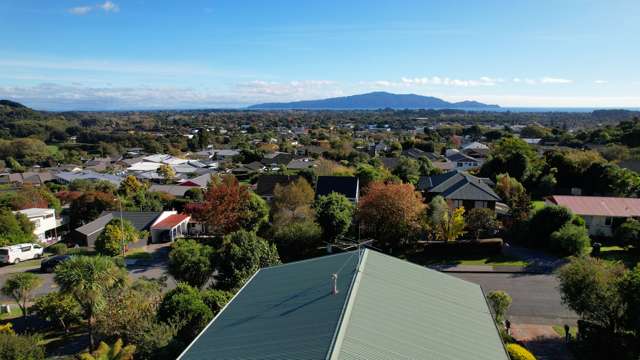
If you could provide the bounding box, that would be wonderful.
[424,238,503,256]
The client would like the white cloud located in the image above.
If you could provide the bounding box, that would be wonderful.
[67,1,119,15]
[594,80,608,84]
[400,76,499,87]
[237,79,341,100]
[98,1,119,13]
[68,6,93,15]
[540,76,573,84]
[442,94,640,107]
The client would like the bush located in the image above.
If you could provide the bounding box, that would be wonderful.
[168,239,214,289]
[157,283,213,344]
[487,290,512,324]
[200,289,233,315]
[47,243,67,255]
[550,224,591,256]
[614,218,640,248]
[272,220,323,262]
[527,205,573,247]
[95,218,139,256]
[506,343,536,360]
[0,333,45,360]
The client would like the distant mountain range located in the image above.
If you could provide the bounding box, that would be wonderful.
[248,91,500,110]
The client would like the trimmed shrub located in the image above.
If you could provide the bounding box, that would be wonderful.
[506,343,536,360]
[47,243,68,255]
[527,205,573,247]
[614,218,640,248]
[550,224,591,256]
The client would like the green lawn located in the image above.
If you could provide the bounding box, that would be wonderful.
[596,246,640,268]
[553,325,578,339]
[46,144,60,154]
[0,257,42,271]
[531,200,546,212]
[406,252,528,267]
[0,306,23,321]
[125,248,154,261]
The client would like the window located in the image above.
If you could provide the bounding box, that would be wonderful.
[33,245,41,249]
[21,246,31,252]
[605,217,613,226]
[452,200,463,208]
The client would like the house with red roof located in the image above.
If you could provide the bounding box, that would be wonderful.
[150,212,191,243]
[546,195,640,236]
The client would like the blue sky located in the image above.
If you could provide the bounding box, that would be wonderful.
[1,0,639,110]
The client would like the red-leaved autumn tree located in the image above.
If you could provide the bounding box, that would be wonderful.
[186,175,250,236]
[357,181,427,251]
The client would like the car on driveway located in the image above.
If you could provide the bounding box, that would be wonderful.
[0,243,44,264]
[40,255,71,273]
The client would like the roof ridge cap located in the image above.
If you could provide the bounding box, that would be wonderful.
[327,249,368,360]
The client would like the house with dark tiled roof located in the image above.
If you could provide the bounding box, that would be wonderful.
[315,176,359,203]
[178,249,508,360]
[261,152,294,168]
[418,170,501,211]
[379,157,401,171]
[446,151,483,170]
[255,174,300,201]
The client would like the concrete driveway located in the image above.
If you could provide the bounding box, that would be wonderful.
[451,272,577,325]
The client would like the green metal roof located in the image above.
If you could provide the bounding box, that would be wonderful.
[179,249,508,360]
[332,250,509,360]
[179,251,360,360]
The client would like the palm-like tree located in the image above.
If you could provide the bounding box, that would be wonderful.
[54,256,127,350]
[1,272,42,327]
[77,338,136,360]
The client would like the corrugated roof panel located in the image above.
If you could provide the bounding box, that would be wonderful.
[334,250,508,360]
[180,252,360,360]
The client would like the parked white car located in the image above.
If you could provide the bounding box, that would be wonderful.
[0,243,44,264]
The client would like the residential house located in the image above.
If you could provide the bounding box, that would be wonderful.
[461,141,491,160]
[286,158,316,170]
[149,185,202,198]
[546,195,640,236]
[179,172,215,188]
[255,174,300,201]
[379,157,401,171]
[212,149,240,161]
[315,176,359,203]
[54,170,123,186]
[13,208,61,245]
[418,170,501,211]
[446,150,483,170]
[73,211,190,248]
[1,171,55,187]
[261,152,293,168]
[178,249,508,360]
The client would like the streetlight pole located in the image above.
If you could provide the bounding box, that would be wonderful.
[114,197,125,257]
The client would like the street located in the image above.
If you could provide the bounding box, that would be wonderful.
[451,272,577,325]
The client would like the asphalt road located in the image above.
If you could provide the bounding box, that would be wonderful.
[451,272,578,325]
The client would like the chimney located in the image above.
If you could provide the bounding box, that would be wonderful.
[331,273,338,295]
